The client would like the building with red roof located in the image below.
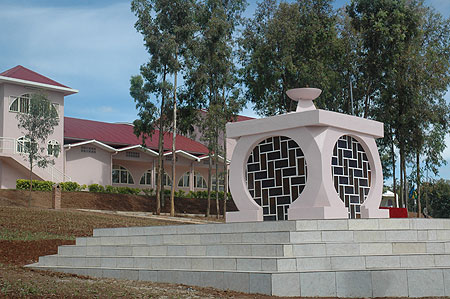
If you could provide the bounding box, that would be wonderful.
[0,65,254,191]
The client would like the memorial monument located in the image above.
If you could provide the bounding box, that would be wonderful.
[227,88,389,222]
[29,88,450,297]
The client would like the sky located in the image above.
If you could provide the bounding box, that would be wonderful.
[0,0,449,181]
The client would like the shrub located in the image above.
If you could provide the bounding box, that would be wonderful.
[16,179,53,191]
[116,186,141,195]
[103,185,116,193]
[16,179,30,190]
[142,188,155,196]
[174,190,186,198]
[88,184,105,193]
[163,189,171,196]
[60,181,82,192]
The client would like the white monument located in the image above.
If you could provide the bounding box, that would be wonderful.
[226,88,389,222]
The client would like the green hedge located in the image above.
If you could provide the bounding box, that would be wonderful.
[16,179,232,200]
[16,179,53,191]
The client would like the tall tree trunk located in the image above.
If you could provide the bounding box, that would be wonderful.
[206,152,212,217]
[170,46,178,217]
[28,162,33,208]
[156,68,167,215]
[416,150,421,218]
[223,127,228,219]
[399,148,404,209]
[215,136,219,219]
[402,153,407,211]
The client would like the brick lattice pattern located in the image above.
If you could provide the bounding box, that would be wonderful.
[246,136,307,221]
[332,135,371,219]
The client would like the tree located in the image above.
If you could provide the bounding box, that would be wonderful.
[240,0,340,116]
[16,92,60,207]
[347,0,450,209]
[184,0,246,217]
[422,179,450,218]
[132,0,195,217]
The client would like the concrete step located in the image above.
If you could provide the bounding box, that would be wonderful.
[25,266,450,297]
[59,241,450,258]
[38,253,450,272]
[92,218,450,237]
[77,228,450,247]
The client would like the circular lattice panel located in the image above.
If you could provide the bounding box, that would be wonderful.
[332,135,371,219]
[246,136,307,221]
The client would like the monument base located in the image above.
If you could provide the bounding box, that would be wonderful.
[226,209,262,222]
[288,206,348,220]
[28,218,450,297]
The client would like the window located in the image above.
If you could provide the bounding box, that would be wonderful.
[194,172,207,189]
[165,156,178,161]
[47,140,60,157]
[112,165,134,184]
[126,151,140,158]
[140,169,152,185]
[9,93,59,116]
[81,146,96,153]
[9,94,30,113]
[178,172,190,188]
[212,173,225,191]
[156,171,172,186]
[16,136,33,153]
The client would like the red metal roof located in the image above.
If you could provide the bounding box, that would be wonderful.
[235,115,254,122]
[0,65,70,89]
[64,117,209,154]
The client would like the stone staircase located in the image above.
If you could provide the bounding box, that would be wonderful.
[28,218,450,297]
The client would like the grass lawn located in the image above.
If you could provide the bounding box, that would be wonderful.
[0,206,265,298]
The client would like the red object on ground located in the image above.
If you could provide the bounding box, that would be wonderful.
[380,207,408,218]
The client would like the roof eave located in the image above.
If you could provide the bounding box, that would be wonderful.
[0,76,78,96]
[117,145,159,156]
[64,140,117,153]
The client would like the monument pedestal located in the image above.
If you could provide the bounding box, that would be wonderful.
[29,218,450,297]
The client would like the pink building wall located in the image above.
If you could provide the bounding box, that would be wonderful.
[0,83,65,176]
[65,145,112,186]
[0,159,39,189]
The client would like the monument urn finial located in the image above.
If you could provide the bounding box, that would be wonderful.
[286,87,322,112]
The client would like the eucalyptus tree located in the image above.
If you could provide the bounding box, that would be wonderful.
[131,0,195,216]
[240,0,339,116]
[16,92,60,207]
[348,0,450,208]
[184,0,246,217]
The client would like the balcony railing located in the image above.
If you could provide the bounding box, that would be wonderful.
[0,137,16,154]
[0,137,71,182]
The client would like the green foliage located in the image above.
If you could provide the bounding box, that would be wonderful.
[0,228,72,241]
[240,0,339,116]
[16,179,53,192]
[116,186,141,195]
[142,188,155,196]
[60,182,82,192]
[104,185,117,193]
[16,93,60,174]
[422,180,450,218]
[163,189,171,196]
[174,190,186,198]
[88,184,105,193]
